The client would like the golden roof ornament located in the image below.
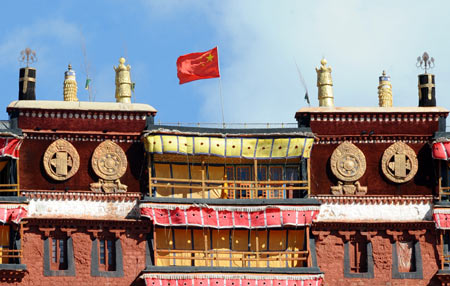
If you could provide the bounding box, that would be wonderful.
[63,64,78,102]
[316,58,334,107]
[378,70,392,107]
[114,57,132,103]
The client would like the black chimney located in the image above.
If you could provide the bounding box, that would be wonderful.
[19,67,36,100]
[18,48,37,100]
[416,52,436,107]
[418,73,435,107]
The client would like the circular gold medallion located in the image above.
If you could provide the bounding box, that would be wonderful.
[91,140,127,180]
[381,141,418,183]
[330,141,366,182]
[43,139,80,181]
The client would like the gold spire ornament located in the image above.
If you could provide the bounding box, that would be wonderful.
[378,70,392,107]
[114,57,132,103]
[63,64,78,101]
[316,58,334,107]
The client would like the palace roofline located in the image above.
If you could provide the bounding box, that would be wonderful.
[7,100,157,113]
[296,106,449,114]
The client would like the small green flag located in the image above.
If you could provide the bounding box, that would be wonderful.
[85,78,91,90]
[131,82,135,92]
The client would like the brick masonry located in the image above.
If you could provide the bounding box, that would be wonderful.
[10,229,147,286]
[315,231,441,286]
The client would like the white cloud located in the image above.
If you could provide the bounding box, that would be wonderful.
[195,0,450,123]
[0,18,83,105]
[0,18,80,68]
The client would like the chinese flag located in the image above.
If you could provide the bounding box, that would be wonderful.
[176,47,220,84]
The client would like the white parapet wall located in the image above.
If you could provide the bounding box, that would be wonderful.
[25,192,140,220]
[313,196,433,222]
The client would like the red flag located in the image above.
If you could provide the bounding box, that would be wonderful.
[177,47,220,84]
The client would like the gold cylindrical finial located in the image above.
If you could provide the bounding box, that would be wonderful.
[63,64,78,102]
[316,58,334,107]
[114,57,132,103]
[378,70,392,107]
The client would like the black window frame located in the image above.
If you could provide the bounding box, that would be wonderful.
[91,236,123,277]
[391,240,423,279]
[43,234,75,276]
[343,237,374,278]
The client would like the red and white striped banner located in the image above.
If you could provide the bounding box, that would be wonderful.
[142,273,324,286]
[433,208,450,229]
[0,206,27,224]
[0,138,22,159]
[140,204,319,229]
[432,142,450,160]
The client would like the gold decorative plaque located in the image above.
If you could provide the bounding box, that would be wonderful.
[330,141,366,182]
[381,141,418,183]
[43,139,80,181]
[90,140,128,193]
[330,141,367,195]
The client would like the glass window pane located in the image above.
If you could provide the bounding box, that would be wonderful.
[237,167,250,180]
[107,240,114,266]
[257,166,267,181]
[270,167,283,180]
[100,240,105,264]
[285,167,299,181]
[52,239,57,263]
[59,239,65,263]
[226,167,234,180]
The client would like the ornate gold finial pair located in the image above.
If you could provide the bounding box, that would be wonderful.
[63,64,78,102]
[378,70,392,107]
[316,58,334,107]
[114,57,133,103]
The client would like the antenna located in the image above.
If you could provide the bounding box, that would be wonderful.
[80,34,93,101]
[293,57,310,106]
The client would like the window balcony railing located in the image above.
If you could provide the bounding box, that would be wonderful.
[149,177,309,199]
[0,184,20,196]
[438,177,450,201]
[0,248,22,264]
[155,249,309,268]
[0,160,20,196]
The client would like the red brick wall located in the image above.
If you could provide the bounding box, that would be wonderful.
[14,228,147,286]
[315,231,441,286]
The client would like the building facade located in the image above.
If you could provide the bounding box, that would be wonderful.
[0,57,449,286]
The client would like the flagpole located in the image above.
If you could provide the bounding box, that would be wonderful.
[217,46,225,128]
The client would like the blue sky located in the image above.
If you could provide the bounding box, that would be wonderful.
[1,1,450,124]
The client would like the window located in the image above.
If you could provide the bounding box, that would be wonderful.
[98,239,116,271]
[444,231,450,269]
[349,240,368,273]
[392,240,423,279]
[344,236,373,278]
[152,163,306,199]
[154,227,308,268]
[236,166,252,199]
[91,237,123,277]
[0,159,18,196]
[51,238,68,270]
[396,241,416,272]
[43,235,75,276]
[0,225,10,264]
[0,224,22,265]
